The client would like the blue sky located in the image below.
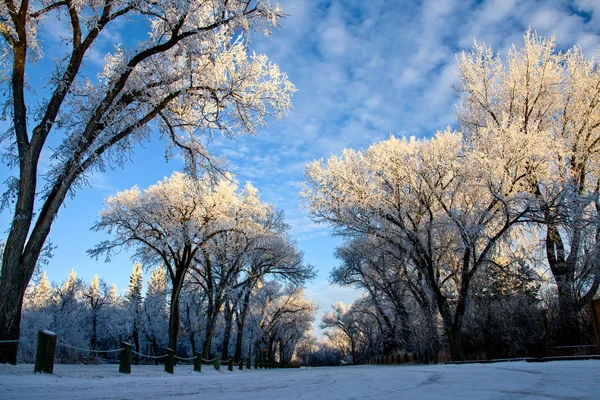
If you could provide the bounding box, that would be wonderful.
[2,0,600,336]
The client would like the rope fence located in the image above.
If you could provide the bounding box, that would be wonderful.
[132,350,168,359]
[57,342,124,353]
[19,330,297,375]
[174,355,198,361]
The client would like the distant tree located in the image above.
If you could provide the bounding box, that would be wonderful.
[83,274,113,349]
[256,282,316,365]
[51,270,87,360]
[125,263,144,363]
[143,265,169,360]
[0,0,294,364]
[31,272,52,310]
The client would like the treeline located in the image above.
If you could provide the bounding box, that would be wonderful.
[18,172,316,365]
[20,266,315,365]
[303,32,600,362]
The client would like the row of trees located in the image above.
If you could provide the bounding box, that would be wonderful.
[86,172,316,363]
[20,264,316,365]
[303,32,600,362]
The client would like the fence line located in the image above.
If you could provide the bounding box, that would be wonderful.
[57,342,124,353]
[174,355,198,361]
[0,339,21,343]
[132,350,168,359]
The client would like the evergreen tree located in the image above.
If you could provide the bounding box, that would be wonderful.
[126,263,144,363]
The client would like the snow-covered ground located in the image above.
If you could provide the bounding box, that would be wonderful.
[1,360,599,399]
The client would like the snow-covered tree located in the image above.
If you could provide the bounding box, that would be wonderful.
[143,265,169,359]
[91,172,274,353]
[255,282,316,365]
[125,263,144,363]
[455,31,600,344]
[0,0,294,364]
[83,274,113,349]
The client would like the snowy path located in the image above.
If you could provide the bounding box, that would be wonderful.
[1,360,599,399]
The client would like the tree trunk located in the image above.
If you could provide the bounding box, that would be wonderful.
[189,332,196,355]
[132,320,140,366]
[279,340,285,364]
[554,273,580,344]
[447,326,463,362]
[152,339,159,366]
[0,256,35,364]
[91,311,98,349]
[0,277,27,364]
[202,307,221,359]
[546,224,581,345]
[233,288,252,363]
[168,283,182,353]
[221,303,234,360]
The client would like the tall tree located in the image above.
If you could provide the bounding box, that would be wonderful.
[304,131,532,360]
[0,0,294,363]
[455,32,600,344]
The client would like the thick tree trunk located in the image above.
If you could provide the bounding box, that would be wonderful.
[168,281,183,353]
[0,268,29,364]
[546,225,582,345]
[554,273,580,344]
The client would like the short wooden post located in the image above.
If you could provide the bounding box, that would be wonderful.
[118,341,133,374]
[591,299,600,352]
[247,357,252,370]
[239,358,244,370]
[214,355,221,371]
[34,330,57,374]
[228,358,233,371]
[165,348,175,374]
[193,351,202,372]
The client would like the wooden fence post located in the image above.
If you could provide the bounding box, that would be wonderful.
[228,358,233,371]
[214,355,221,371]
[193,351,201,372]
[165,348,175,374]
[239,358,244,370]
[34,330,56,374]
[118,341,133,374]
[247,357,252,370]
[591,299,600,352]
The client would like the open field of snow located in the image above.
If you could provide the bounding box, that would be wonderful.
[1,360,599,399]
